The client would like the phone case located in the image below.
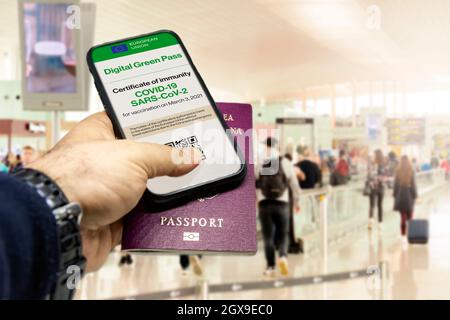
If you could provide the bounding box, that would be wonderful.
[86,30,246,212]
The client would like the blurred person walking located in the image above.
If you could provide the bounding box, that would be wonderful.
[393,156,418,243]
[439,155,450,180]
[367,149,388,230]
[326,155,336,172]
[256,137,301,277]
[386,151,399,189]
[330,150,349,186]
[387,151,399,177]
[179,255,203,277]
[6,152,20,173]
[430,152,440,169]
[295,148,322,189]
[8,146,37,173]
[21,146,37,167]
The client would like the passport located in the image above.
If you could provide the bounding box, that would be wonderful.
[121,102,257,254]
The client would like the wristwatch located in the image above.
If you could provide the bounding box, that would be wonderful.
[12,168,86,300]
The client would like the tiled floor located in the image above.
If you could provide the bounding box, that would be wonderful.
[75,185,450,300]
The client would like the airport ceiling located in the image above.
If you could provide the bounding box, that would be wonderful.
[1,0,450,101]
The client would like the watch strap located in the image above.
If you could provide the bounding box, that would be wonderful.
[13,168,69,210]
[50,203,86,300]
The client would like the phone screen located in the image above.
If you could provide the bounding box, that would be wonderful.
[90,32,242,196]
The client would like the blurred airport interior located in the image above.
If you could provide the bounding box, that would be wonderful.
[2,0,450,300]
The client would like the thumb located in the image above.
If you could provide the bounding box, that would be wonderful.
[122,141,202,178]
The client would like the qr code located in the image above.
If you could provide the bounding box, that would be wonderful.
[165,136,206,160]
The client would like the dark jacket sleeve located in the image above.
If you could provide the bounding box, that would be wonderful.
[0,173,60,300]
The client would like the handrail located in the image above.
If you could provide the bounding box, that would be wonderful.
[116,261,389,300]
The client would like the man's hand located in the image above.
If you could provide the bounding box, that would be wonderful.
[28,112,200,271]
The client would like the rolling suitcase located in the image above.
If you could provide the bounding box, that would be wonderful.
[407,219,429,244]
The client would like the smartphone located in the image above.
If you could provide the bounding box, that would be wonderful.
[87,30,246,210]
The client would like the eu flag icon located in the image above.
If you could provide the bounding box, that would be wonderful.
[111,44,129,54]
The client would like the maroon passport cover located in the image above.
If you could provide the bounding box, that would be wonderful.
[121,102,256,254]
